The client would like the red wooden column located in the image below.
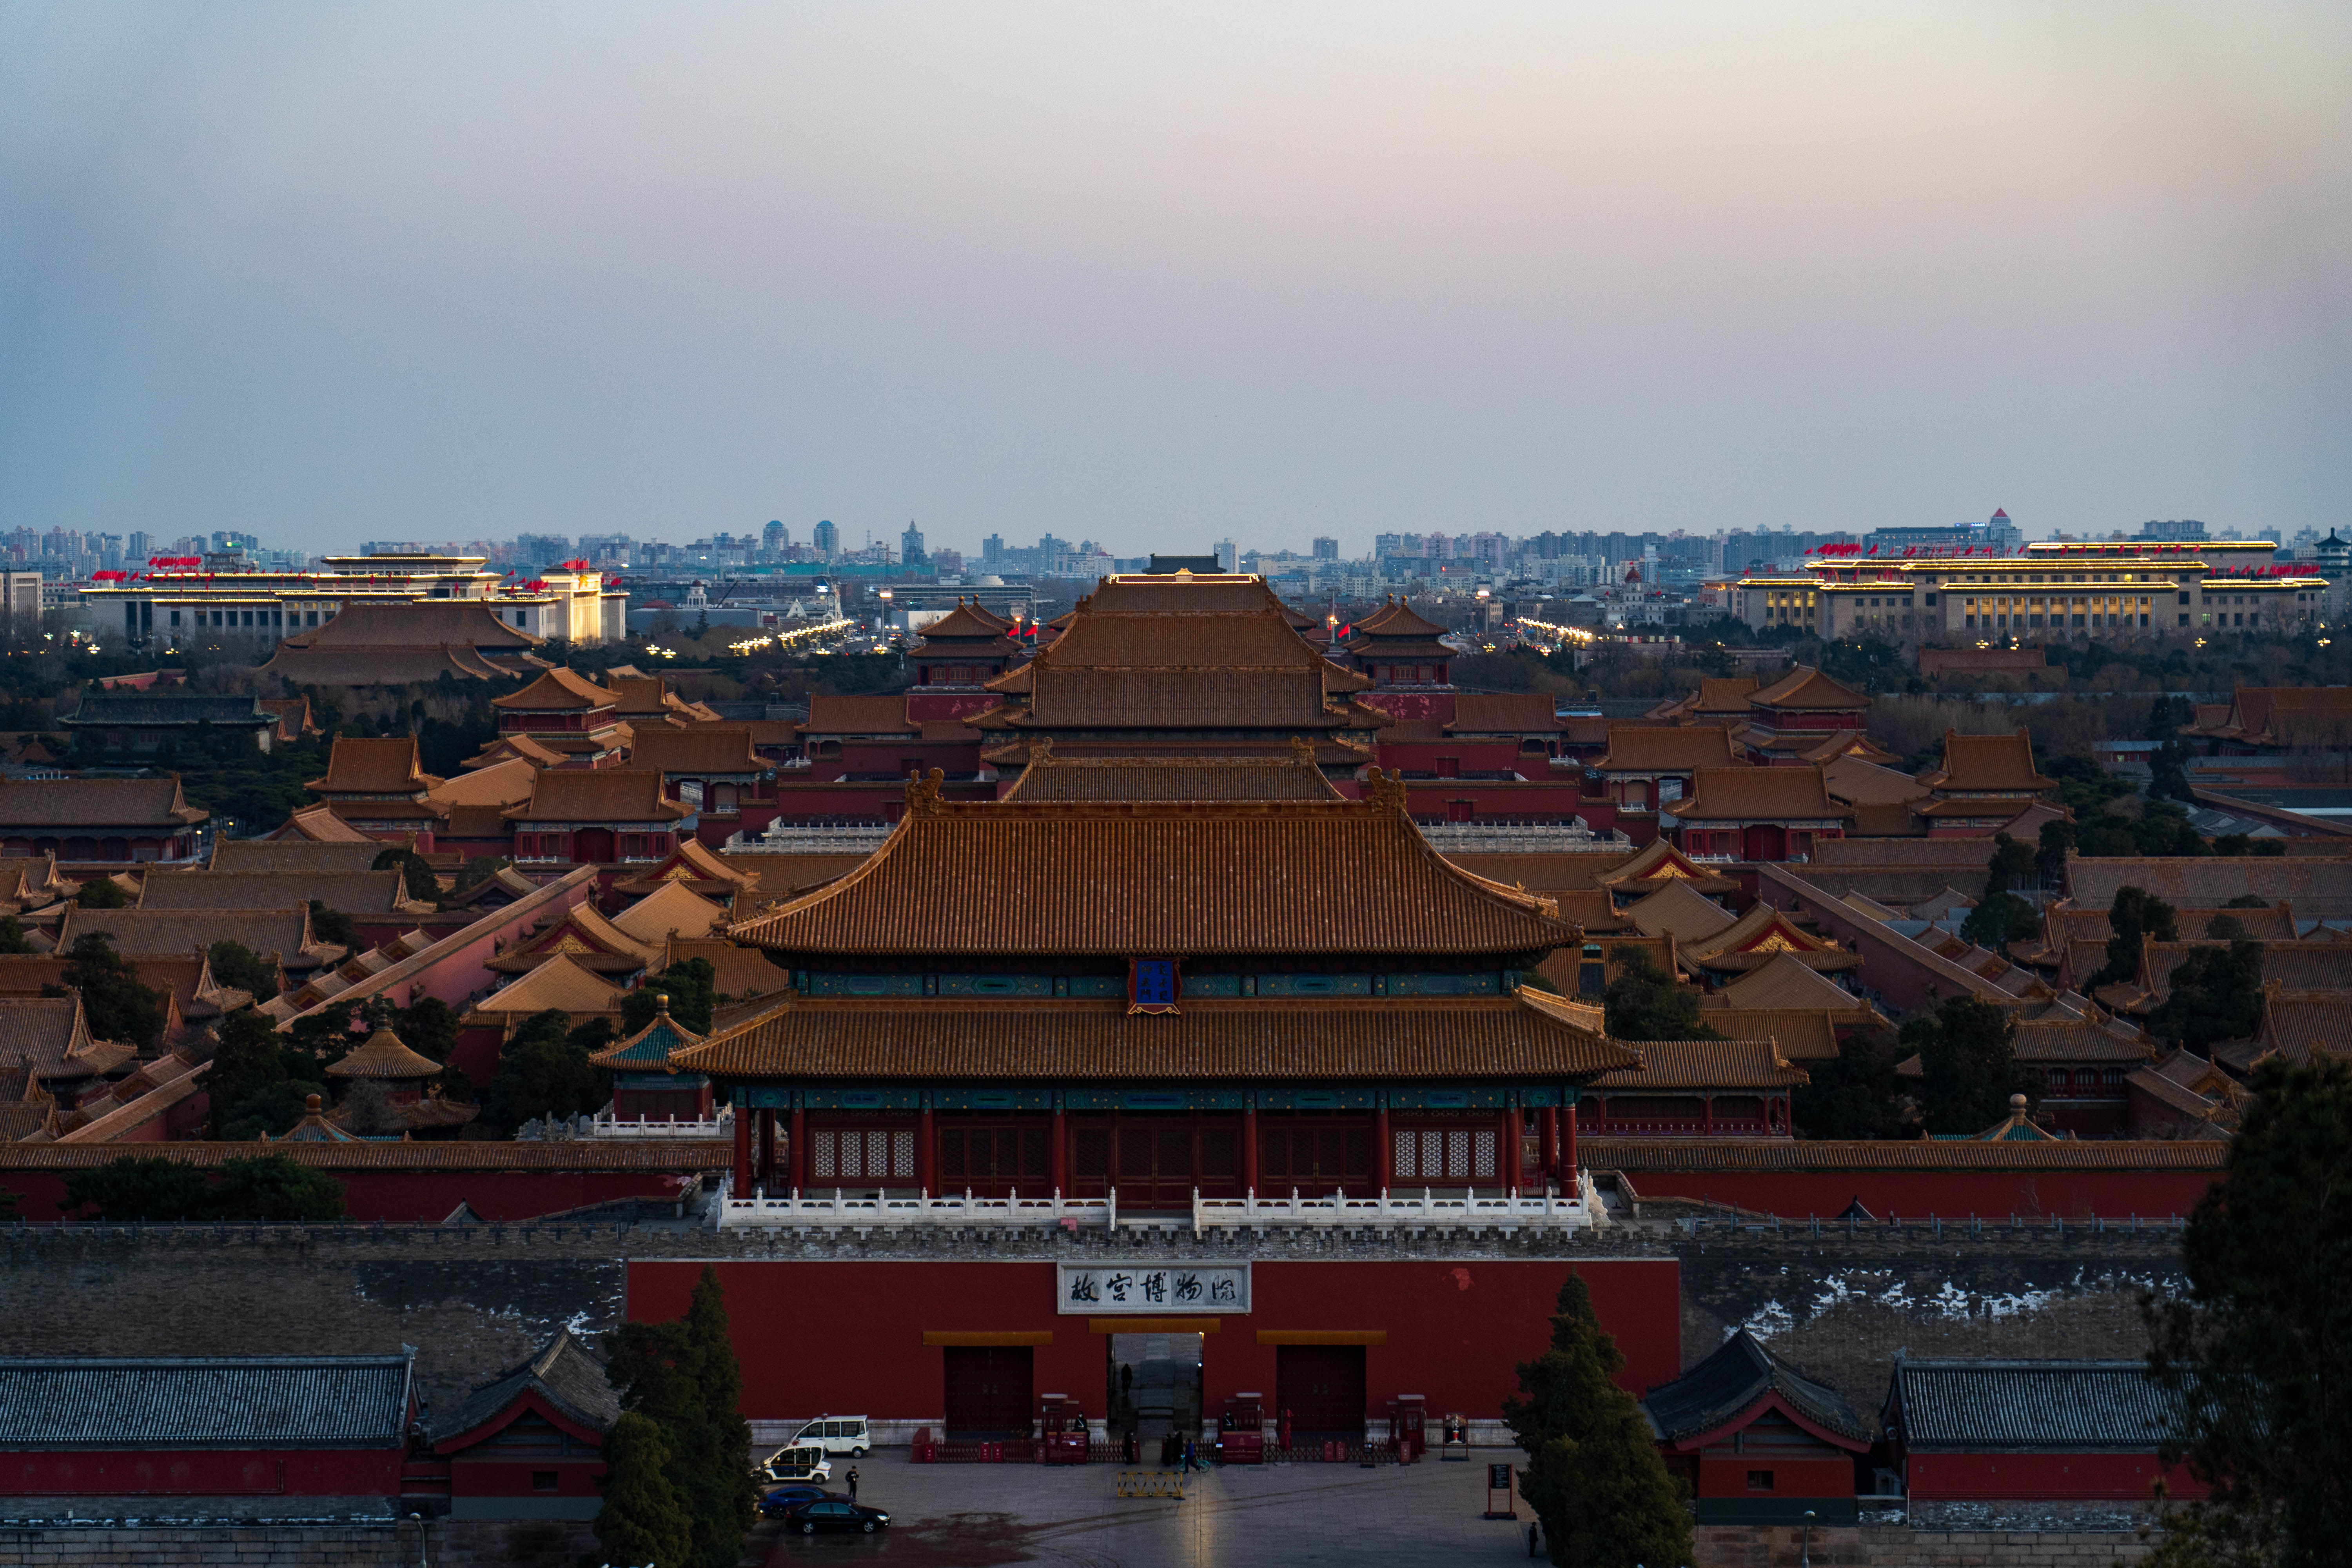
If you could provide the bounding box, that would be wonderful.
[731,1096,752,1196]
[917,1102,936,1198]
[1500,1108,1521,1194]
[1242,1106,1259,1197]
[1563,1101,1578,1175]
[757,1109,777,1190]
[789,1104,808,1195]
[1541,1106,1560,1190]
[1050,1106,1068,1197]
[1372,1104,1390,1195]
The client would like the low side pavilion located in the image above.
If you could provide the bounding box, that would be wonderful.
[666,772,1642,1212]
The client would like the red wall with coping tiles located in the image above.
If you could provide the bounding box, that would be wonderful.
[626,1256,1681,1428]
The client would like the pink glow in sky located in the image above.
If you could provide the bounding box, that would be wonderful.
[2,2,2347,553]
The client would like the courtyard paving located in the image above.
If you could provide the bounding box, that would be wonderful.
[755,1456,1542,1567]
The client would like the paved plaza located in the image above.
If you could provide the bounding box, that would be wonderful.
[755,1456,1542,1567]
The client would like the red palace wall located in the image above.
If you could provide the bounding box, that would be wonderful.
[1618,1168,2217,1220]
[627,1256,1681,1429]
[1904,1451,2206,1502]
[1,1448,404,1497]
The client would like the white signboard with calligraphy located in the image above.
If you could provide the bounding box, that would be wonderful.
[1056,1262,1250,1314]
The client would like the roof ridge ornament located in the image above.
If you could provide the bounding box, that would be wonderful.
[904,767,946,816]
[1365,766,1408,815]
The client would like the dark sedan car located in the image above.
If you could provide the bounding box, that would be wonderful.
[759,1485,846,1518]
[784,1497,891,1534]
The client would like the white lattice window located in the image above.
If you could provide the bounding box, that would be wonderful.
[1473,1129,1497,1179]
[812,1132,837,1178]
[892,1130,915,1178]
[1446,1130,1470,1178]
[1392,1130,1416,1179]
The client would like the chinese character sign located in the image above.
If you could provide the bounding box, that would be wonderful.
[1129,958,1178,1014]
[1057,1263,1249,1314]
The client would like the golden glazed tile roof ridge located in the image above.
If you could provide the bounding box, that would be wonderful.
[325,1026,442,1080]
[609,881,728,946]
[424,757,540,810]
[305,735,443,796]
[624,726,766,774]
[1591,1037,1810,1091]
[1918,729,2056,793]
[728,782,1576,958]
[1590,726,1742,773]
[461,953,629,1020]
[1624,879,1737,944]
[494,668,621,710]
[504,769,690,823]
[1663,766,1853,824]
[666,989,1639,1081]
[997,748,1347,802]
[1596,838,1742,893]
[1749,665,1871,712]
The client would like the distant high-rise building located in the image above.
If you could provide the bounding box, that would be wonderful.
[1312,537,1339,560]
[2138,518,2207,542]
[901,523,927,568]
[982,534,1005,570]
[1214,539,1238,573]
[764,519,787,554]
[1373,533,1404,559]
[127,531,154,564]
[813,519,839,559]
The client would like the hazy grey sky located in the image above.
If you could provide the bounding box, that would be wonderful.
[3,3,2347,558]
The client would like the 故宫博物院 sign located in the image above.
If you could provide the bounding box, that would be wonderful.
[1057,1263,1249,1314]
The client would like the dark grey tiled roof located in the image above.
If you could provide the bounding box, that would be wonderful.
[1888,1360,2180,1451]
[1640,1330,1869,1446]
[0,1354,413,1449]
[430,1331,617,1446]
[64,694,270,727]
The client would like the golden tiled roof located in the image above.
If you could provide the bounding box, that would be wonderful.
[425,757,539,809]
[1702,1007,1842,1061]
[1749,666,1871,711]
[306,736,441,796]
[505,769,689,824]
[1625,880,1737,944]
[668,989,1637,1080]
[1590,726,1741,773]
[626,727,766,774]
[1919,729,2054,793]
[461,953,628,1021]
[610,882,727,946]
[1592,1038,1809,1091]
[729,793,1574,957]
[1595,838,1742,894]
[494,668,620,711]
[1663,766,1851,824]
[997,750,1344,803]
[1710,953,1873,1014]
[325,1026,442,1080]
[0,777,207,830]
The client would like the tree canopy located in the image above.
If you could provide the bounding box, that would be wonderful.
[622,957,718,1036]
[2147,1058,2352,1568]
[2092,886,2180,990]
[595,1413,693,1568]
[606,1265,755,1568]
[206,939,280,1002]
[2147,938,2267,1052]
[61,1154,343,1222]
[1601,946,1722,1042]
[1791,1028,1907,1139]
[1900,994,2032,1135]
[1501,1272,1691,1568]
[44,932,169,1050]
[483,1009,611,1129]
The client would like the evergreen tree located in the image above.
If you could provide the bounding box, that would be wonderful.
[608,1288,749,1568]
[484,1009,608,1129]
[1601,946,1722,1042]
[1959,887,2038,951]
[206,939,280,1001]
[207,1155,344,1221]
[2147,938,2266,1052]
[307,899,359,954]
[683,1267,757,1564]
[1984,830,2036,892]
[0,914,31,955]
[2035,819,2076,887]
[207,1009,292,1133]
[371,846,441,905]
[1902,994,2032,1135]
[622,958,719,1035]
[1502,1273,1691,1568]
[596,1413,693,1568]
[44,933,169,1049]
[2092,886,2178,990]
[2147,1058,2352,1568]
[74,877,129,909]
[1790,1028,1906,1138]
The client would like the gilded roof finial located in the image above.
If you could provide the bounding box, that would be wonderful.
[904,767,946,815]
[1365,767,1408,814]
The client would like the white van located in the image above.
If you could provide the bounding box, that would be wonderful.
[758,1445,833,1483]
[788,1416,872,1457]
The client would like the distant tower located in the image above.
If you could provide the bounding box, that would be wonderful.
[1312,537,1339,561]
[901,522,927,569]
[764,520,786,554]
[812,520,839,559]
[1214,539,1238,573]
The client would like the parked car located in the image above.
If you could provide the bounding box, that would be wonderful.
[759,1484,846,1518]
[783,1497,891,1535]
[786,1415,872,1457]
[757,1444,833,1483]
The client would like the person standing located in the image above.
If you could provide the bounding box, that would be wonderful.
[846,1466,859,1503]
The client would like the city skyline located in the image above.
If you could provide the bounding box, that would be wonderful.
[4,4,2348,554]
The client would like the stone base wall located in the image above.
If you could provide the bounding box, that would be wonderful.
[1694,1524,2154,1568]
[0,1520,593,1568]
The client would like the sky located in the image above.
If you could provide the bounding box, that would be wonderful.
[2,4,2348,560]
